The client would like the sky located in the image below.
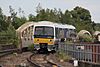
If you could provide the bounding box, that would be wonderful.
[0,0,100,23]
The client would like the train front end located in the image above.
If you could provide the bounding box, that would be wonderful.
[33,25,55,51]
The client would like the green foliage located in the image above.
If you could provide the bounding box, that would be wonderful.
[0,8,9,32]
[32,8,61,22]
[7,24,19,45]
[13,17,27,29]
[9,6,27,29]
[94,23,100,31]
[57,51,72,62]
[28,44,34,51]
[28,14,35,21]
[32,6,100,32]
[0,5,100,45]
[70,6,94,32]
[79,34,93,42]
[0,23,19,46]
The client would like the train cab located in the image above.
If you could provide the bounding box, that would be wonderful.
[33,21,76,52]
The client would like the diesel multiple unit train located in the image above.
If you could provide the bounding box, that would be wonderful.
[33,21,76,51]
[16,21,76,51]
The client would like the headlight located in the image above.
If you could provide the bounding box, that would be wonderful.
[49,39,53,42]
[37,39,39,41]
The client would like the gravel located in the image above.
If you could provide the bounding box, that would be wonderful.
[0,52,32,67]
[47,54,74,67]
[0,52,74,67]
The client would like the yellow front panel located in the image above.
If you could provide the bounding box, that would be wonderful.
[34,38,54,45]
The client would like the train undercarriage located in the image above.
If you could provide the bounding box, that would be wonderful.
[34,43,57,54]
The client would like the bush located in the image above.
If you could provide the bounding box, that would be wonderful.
[28,44,34,51]
[57,51,72,62]
[79,34,93,42]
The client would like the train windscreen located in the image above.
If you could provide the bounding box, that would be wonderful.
[34,26,54,38]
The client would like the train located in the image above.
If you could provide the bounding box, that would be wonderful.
[16,21,100,52]
[33,21,76,52]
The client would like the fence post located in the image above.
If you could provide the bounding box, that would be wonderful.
[74,59,78,67]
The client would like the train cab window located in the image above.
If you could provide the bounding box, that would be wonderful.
[45,27,54,36]
[34,26,54,38]
[34,27,44,35]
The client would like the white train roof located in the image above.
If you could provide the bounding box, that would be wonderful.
[36,21,54,25]
[55,24,75,29]
[16,22,36,33]
[35,21,75,29]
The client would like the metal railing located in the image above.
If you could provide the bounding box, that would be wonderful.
[58,42,100,64]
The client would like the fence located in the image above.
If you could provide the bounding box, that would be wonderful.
[58,42,100,65]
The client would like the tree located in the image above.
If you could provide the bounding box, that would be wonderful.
[9,5,17,28]
[94,23,100,31]
[0,7,8,31]
[9,6,27,29]
[28,14,35,21]
[70,6,94,32]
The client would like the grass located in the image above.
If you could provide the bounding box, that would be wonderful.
[56,51,72,62]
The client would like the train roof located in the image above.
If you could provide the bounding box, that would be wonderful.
[36,21,54,25]
[55,24,75,29]
[36,21,76,29]
[16,22,36,33]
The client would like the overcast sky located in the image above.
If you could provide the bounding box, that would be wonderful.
[0,0,100,23]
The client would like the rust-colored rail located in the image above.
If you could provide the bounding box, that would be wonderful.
[27,53,61,67]
[0,48,18,57]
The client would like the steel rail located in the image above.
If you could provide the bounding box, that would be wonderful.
[0,48,18,57]
[27,53,61,67]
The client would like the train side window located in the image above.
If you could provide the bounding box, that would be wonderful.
[55,28,59,38]
[63,29,66,38]
[65,29,68,38]
[31,26,34,34]
[27,27,30,35]
[31,36,33,40]
[22,31,24,37]
[22,30,26,37]
[24,37,26,41]
[24,29,27,37]
[59,28,64,38]
[68,29,70,37]
[27,37,30,40]
[69,29,74,37]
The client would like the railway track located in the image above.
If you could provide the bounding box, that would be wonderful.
[0,49,18,58]
[27,53,61,67]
